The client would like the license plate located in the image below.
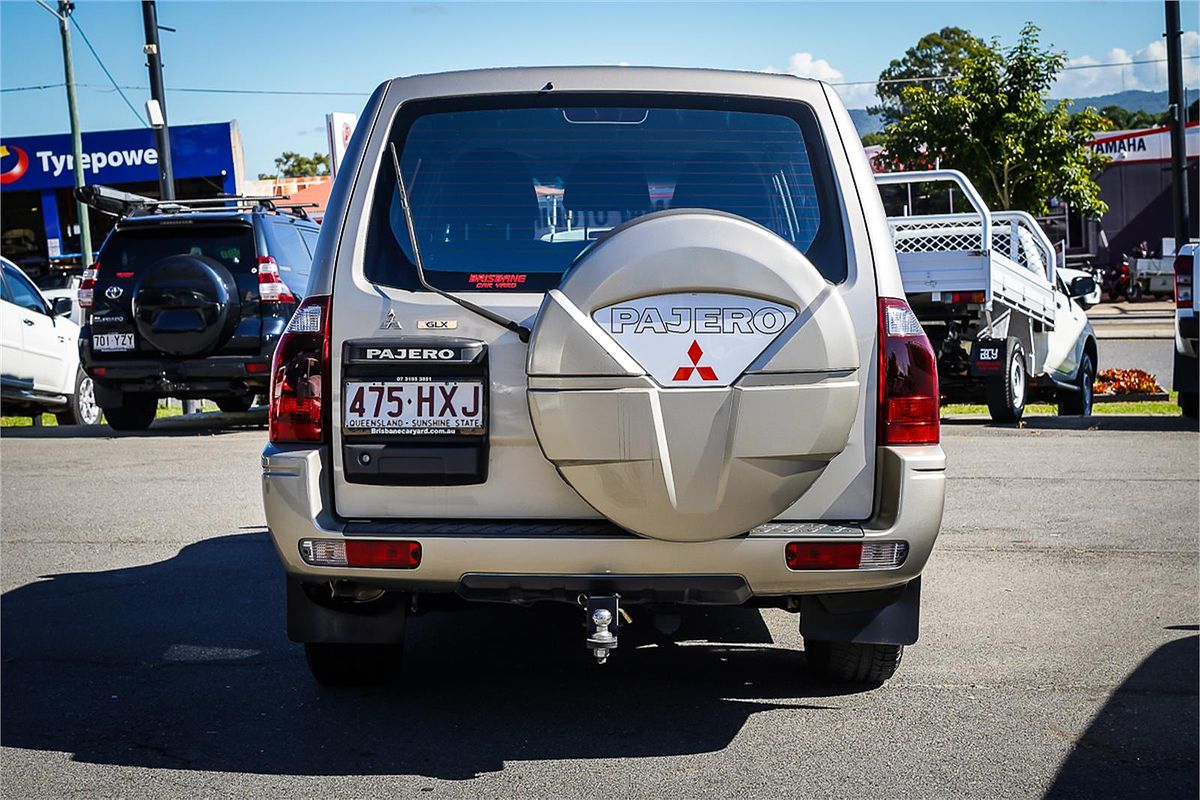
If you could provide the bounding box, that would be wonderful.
[93,332,135,352]
[343,381,484,432]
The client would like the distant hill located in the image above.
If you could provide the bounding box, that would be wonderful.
[848,108,883,136]
[1055,89,1168,113]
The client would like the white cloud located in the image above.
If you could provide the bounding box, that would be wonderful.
[764,51,878,109]
[782,52,844,83]
[1053,31,1199,98]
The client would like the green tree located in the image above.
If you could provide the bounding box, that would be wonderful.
[881,23,1112,217]
[860,131,887,147]
[870,26,988,124]
[257,151,330,180]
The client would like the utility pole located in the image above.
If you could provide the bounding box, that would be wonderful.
[1165,0,1191,251]
[141,0,175,200]
[49,1,93,266]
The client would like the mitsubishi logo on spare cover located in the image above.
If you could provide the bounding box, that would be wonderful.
[674,340,718,382]
[593,292,797,388]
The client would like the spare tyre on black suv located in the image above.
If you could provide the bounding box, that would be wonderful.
[79,199,319,430]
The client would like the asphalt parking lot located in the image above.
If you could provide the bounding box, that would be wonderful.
[1,414,1196,798]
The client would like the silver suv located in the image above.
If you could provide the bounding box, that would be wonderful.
[261,67,946,686]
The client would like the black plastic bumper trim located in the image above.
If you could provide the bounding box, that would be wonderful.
[457,573,752,605]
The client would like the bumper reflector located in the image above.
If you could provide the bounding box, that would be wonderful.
[300,539,422,569]
[785,541,908,570]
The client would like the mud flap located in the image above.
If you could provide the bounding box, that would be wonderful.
[799,577,920,646]
[286,578,408,644]
[970,338,1008,378]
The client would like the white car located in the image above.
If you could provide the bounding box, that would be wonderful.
[0,256,101,425]
[1057,265,1102,308]
[1173,242,1198,418]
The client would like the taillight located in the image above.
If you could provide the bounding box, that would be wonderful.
[269,295,329,443]
[257,256,295,304]
[79,262,98,309]
[1174,254,1193,309]
[300,539,422,569]
[784,541,909,570]
[878,297,940,445]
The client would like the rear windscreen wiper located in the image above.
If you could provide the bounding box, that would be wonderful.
[387,142,532,343]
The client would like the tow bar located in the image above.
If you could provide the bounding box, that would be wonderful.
[582,595,621,664]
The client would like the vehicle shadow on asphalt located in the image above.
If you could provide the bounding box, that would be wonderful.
[0,532,860,780]
[1044,634,1199,799]
[941,415,1199,433]
[1,410,267,439]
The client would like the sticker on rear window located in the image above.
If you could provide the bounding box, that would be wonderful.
[468,273,527,290]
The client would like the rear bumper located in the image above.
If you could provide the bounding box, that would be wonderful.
[261,444,946,601]
[84,353,272,398]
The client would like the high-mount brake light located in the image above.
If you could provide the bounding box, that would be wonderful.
[257,256,295,304]
[79,262,99,309]
[1174,253,1193,309]
[269,295,330,443]
[878,297,940,445]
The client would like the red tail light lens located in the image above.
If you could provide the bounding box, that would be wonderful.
[1174,254,1193,309]
[269,295,330,443]
[257,256,295,304]
[878,297,940,445]
[785,542,863,569]
[299,539,422,569]
[79,262,98,309]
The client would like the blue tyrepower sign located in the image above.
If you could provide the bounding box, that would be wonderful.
[0,122,239,193]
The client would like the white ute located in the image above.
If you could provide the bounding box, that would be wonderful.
[261,67,947,687]
[876,170,1100,421]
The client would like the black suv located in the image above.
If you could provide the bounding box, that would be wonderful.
[80,200,318,430]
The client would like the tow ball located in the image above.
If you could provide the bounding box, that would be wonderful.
[582,595,621,664]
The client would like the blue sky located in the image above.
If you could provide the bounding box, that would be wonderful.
[2,1,1196,177]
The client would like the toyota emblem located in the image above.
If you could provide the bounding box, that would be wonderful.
[105,285,123,300]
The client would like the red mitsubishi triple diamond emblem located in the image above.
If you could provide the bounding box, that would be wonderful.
[672,340,718,382]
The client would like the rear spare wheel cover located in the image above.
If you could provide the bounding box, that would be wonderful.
[132,254,241,356]
[527,210,860,542]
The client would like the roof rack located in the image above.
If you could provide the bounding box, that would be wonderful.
[75,185,320,220]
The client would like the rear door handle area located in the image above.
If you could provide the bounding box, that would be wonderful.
[22,318,34,326]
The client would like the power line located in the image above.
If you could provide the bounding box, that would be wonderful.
[68,16,147,127]
[830,54,1195,87]
[0,82,66,93]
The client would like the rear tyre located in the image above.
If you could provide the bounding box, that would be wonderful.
[216,393,254,414]
[1056,353,1095,416]
[985,338,1027,423]
[56,367,103,426]
[303,643,403,687]
[804,639,904,684]
[103,394,158,431]
[1124,283,1143,302]
[1180,391,1199,419]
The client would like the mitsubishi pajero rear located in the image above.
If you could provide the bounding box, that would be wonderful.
[261,67,946,686]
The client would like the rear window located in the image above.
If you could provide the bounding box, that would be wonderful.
[101,225,256,275]
[263,221,314,293]
[364,94,846,291]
